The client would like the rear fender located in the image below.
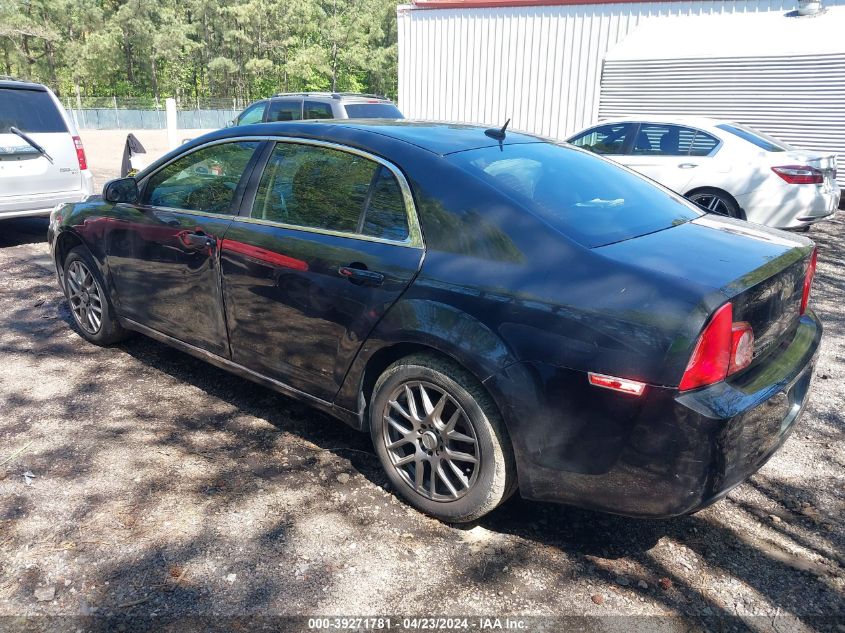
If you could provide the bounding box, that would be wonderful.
[335,298,516,429]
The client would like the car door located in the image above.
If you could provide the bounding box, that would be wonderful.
[220,139,424,401]
[104,139,262,356]
[622,123,718,193]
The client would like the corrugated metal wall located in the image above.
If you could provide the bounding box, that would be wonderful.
[600,54,845,185]
[397,1,840,140]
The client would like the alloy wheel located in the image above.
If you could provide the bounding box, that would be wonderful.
[66,260,104,334]
[381,381,480,501]
[688,192,733,216]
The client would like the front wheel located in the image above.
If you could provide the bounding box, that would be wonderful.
[63,246,129,345]
[370,353,517,523]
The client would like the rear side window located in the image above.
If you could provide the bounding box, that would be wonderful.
[252,143,374,232]
[304,101,333,119]
[450,142,701,248]
[716,123,790,152]
[0,88,67,133]
[568,123,633,155]
[267,100,302,122]
[343,103,403,119]
[144,141,259,214]
[690,131,720,156]
[362,167,409,241]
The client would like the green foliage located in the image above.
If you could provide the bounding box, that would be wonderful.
[0,0,402,102]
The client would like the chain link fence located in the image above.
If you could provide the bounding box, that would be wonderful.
[65,96,249,130]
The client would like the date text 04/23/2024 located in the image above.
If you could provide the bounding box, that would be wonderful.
[307,617,528,630]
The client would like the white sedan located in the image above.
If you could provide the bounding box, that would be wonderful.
[566,117,840,229]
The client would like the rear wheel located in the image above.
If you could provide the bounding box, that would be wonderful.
[370,353,517,523]
[687,188,742,219]
[63,246,129,345]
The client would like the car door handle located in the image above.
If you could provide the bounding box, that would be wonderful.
[678,163,698,169]
[338,265,384,287]
[178,231,215,251]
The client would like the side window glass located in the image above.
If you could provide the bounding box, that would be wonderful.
[632,124,687,156]
[569,123,632,155]
[690,131,720,156]
[237,102,266,126]
[252,143,376,233]
[362,167,409,241]
[143,141,259,214]
[304,101,333,119]
[266,100,302,122]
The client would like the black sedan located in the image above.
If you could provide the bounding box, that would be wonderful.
[48,121,821,522]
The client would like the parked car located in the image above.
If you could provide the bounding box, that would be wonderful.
[567,116,840,230]
[0,78,93,219]
[230,92,403,126]
[48,121,821,522]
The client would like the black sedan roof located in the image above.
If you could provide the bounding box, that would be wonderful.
[206,119,544,157]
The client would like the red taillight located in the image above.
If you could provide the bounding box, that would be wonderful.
[679,303,756,392]
[800,248,818,315]
[679,303,733,391]
[72,135,87,171]
[772,165,823,185]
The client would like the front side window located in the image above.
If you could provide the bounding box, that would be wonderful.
[304,101,333,119]
[143,141,259,214]
[266,100,302,122]
[449,142,701,248]
[236,101,266,126]
[568,123,633,155]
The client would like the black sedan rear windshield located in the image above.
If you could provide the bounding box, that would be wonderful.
[449,142,701,248]
[0,88,67,133]
[343,103,403,119]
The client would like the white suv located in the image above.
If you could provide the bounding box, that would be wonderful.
[0,78,94,219]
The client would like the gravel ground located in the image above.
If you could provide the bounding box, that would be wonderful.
[0,142,843,630]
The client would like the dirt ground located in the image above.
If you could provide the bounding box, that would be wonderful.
[0,135,843,631]
[77,129,215,188]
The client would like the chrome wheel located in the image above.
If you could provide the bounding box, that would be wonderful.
[66,260,104,334]
[688,192,734,216]
[381,381,480,501]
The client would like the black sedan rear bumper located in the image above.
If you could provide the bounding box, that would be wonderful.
[485,310,822,518]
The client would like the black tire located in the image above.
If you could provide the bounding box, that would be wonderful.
[686,188,742,219]
[370,353,517,523]
[63,246,129,346]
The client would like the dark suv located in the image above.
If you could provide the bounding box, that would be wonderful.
[231,92,403,126]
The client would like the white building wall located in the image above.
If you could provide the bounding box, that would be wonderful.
[397,1,845,140]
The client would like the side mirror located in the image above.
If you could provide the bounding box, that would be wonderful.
[226,119,236,128]
[103,177,139,204]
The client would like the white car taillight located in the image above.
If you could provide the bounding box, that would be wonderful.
[72,136,88,171]
[771,165,823,185]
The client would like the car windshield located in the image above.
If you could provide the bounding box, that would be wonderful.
[449,142,701,248]
[0,88,67,133]
[716,123,792,153]
[343,103,403,119]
